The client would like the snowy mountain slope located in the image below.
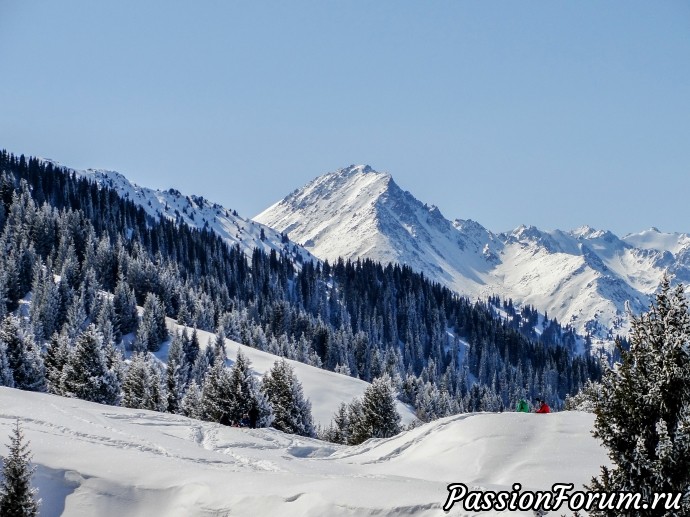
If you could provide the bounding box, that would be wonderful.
[0,388,608,517]
[255,165,690,346]
[154,320,416,428]
[41,159,316,264]
[254,165,501,289]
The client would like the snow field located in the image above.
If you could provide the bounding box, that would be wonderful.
[0,388,609,516]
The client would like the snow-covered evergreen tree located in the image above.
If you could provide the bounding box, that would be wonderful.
[200,360,233,425]
[28,262,59,342]
[61,325,120,405]
[346,398,367,445]
[357,374,401,442]
[63,295,87,341]
[261,359,314,437]
[43,333,70,395]
[0,338,14,388]
[183,328,200,374]
[564,380,601,412]
[113,277,138,336]
[228,349,272,427]
[135,293,168,352]
[180,380,203,420]
[166,331,188,413]
[121,352,165,411]
[0,420,40,517]
[0,317,45,392]
[588,279,690,515]
[190,351,210,387]
[324,402,350,444]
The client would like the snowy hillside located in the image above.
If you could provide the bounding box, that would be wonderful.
[41,159,316,264]
[0,388,608,517]
[255,165,690,347]
[155,321,416,428]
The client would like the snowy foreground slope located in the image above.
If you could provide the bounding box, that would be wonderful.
[255,165,690,346]
[0,388,608,517]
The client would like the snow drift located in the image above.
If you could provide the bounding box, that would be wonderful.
[0,388,608,516]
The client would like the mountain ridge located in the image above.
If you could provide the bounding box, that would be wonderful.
[39,158,317,266]
[255,165,690,347]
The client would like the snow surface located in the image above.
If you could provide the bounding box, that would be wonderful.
[255,165,690,347]
[0,388,609,516]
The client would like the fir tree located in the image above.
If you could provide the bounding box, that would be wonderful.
[228,349,272,427]
[346,398,367,445]
[588,279,690,515]
[28,262,59,342]
[113,277,138,336]
[122,353,165,411]
[43,333,70,395]
[326,402,350,444]
[62,325,120,405]
[166,331,188,413]
[0,338,13,387]
[183,328,200,374]
[349,374,401,444]
[190,352,210,387]
[0,318,45,392]
[135,293,168,352]
[261,359,314,437]
[180,380,203,420]
[200,360,233,425]
[0,420,40,517]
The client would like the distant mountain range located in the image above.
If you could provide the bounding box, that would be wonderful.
[50,158,690,349]
[255,165,690,347]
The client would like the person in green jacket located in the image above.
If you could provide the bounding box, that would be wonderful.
[516,398,530,413]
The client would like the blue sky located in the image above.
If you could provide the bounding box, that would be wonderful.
[1,1,689,235]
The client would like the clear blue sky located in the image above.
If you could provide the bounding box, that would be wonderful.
[1,1,689,235]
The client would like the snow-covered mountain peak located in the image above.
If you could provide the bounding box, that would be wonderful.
[571,224,599,239]
[336,163,378,176]
[255,165,690,349]
[623,227,690,254]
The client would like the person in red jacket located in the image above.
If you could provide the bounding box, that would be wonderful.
[534,398,551,413]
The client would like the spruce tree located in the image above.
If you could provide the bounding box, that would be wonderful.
[135,293,168,352]
[326,402,350,444]
[346,398,368,445]
[364,374,401,438]
[0,338,14,387]
[588,279,690,515]
[61,325,120,405]
[0,420,40,517]
[200,360,233,425]
[228,350,272,427]
[43,333,70,395]
[180,380,203,420]
[166,331,188,413]
[0,317,45,392]
[261,359,314,437]
[113,277,138,336]
[122,353,165,411]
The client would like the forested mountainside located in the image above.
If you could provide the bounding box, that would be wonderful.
[0,150,599,420]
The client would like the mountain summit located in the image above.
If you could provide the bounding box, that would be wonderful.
[255,165,690,347]
[255,164,498,284]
